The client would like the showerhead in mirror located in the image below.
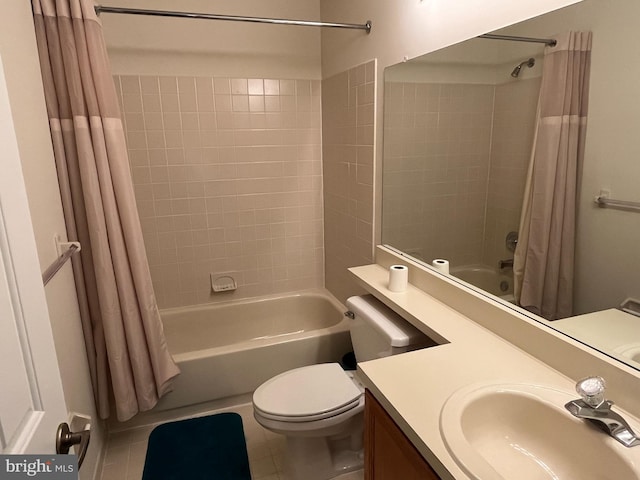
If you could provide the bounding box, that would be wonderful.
[511,57,536,77]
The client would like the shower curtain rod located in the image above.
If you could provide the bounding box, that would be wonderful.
[478,33,557,47]
[94,5,372,33]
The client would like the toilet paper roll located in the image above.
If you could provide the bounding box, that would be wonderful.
[432,259,450,274]
[388,265,409,292]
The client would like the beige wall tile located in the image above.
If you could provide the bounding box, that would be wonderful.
[159,76,177,94]
[140,76,159,94]
[482,78,539,269]
[321,60,376,304]
[382,78,538,274]
[119,74,324,308]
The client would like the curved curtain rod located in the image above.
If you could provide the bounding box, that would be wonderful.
[94,5,372,34]
[478,33,557,47]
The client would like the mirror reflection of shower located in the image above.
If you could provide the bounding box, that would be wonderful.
[511,57,536,77]
[511,58,536,78]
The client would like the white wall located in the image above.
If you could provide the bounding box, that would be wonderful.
[574,0,640,314]
[0,3,104,479]
[320,0,581,78]
[385,61,499,85]
[102,0,322,79]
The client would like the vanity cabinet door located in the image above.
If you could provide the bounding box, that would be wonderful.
[365,389,441,480]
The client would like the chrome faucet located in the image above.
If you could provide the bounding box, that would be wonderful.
[498,258,513,269]
[565,376,640,447]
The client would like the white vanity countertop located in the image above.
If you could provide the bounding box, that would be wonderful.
[553,308,640,350]
[350,263,584,480]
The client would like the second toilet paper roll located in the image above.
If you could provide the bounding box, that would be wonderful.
[432,259,450,274]
[388,264,408,292]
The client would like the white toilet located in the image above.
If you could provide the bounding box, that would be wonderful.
[252,294,432,480]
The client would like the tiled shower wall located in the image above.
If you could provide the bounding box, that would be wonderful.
[322,61,376,304]
[382,78,539,268]
[483,78,540,268]
[383,82,493,265]
[114,75,324,308]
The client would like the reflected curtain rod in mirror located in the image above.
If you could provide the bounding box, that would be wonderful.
[478,33,557,46]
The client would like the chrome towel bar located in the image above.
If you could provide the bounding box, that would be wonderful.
[42,243,80,286]
[594,195,640,212]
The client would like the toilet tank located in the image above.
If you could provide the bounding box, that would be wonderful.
[346,295,434,362]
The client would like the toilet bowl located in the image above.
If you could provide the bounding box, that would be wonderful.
[252,294,432,480]
[254,363,364,433]
[254,363,365,479]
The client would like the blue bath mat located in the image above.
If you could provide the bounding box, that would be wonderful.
[142,412,251,480]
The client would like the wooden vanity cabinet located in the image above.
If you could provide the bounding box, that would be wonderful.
[365,389,441,480]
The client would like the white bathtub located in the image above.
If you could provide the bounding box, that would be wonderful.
[154,290,352,411]
[450,265,515,303]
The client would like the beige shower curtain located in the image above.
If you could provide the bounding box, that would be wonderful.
[32,0,179,421]
[514,31,592,321]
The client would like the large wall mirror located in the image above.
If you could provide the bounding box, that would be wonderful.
[382,0,640,370]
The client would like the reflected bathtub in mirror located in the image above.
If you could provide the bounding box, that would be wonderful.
[449,265,514,304]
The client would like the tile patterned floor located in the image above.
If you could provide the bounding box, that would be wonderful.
[99,402,363,480]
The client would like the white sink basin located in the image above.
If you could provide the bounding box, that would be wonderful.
[440,383,640,479]
[614,343,640,363]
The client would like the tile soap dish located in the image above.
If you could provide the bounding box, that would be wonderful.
[211,274,237,292]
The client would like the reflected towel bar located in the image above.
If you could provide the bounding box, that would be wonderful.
[595,195,640,212]
[94,5,372,33]
[43,243,80,286]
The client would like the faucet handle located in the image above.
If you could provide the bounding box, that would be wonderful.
[576,376,606,407]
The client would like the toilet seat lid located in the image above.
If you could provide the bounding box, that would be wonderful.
[253,363,361,419]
